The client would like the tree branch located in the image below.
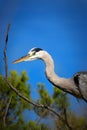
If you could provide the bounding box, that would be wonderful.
[3,95,12,127]
[36,110,48,124]
[63,107,72,130]
[4,24,11,79]
[3,24,73,130]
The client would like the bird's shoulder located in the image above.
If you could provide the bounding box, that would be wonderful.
[73,71,87,87]
[72,71,87,101]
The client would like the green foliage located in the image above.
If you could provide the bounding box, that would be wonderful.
[52,87,70,111]
[34,84,87,130]
[0,120,48,130]
[0,71,87,130]
[68,112,87,130]
[37,83,52,106]
[35,84,70,117]
[8,71,30,98]
[0,71,31,127]
[27,121,40,130]
[26,120,48,130]
[34,83,52,117]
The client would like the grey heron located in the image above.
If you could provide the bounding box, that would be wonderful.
[13,48,87,102]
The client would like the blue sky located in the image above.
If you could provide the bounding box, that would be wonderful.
[0,0,87,115]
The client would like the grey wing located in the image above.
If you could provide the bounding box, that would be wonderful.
[73,72,87,102]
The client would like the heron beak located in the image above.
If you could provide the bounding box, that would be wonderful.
[13,54,30,64]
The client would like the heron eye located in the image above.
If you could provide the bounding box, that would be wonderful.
[32,51,36,55]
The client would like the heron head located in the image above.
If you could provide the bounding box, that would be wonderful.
[13,47,43,64]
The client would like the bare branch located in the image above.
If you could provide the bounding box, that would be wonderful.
[63,107,72,130]
[3,95,12,127]
[4,24,11,79]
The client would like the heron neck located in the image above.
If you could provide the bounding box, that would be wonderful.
[41,51,77,95]
[42,51,59,83]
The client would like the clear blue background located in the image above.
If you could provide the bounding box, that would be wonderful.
[0,0,87,116]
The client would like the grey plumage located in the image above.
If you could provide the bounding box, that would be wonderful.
[73,72,87,102]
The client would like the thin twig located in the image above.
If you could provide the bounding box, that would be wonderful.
[3,23,73,130]
[63,108,72,130]
[3,95,12,127]
[37,110,47,124]
[4,24,11,79]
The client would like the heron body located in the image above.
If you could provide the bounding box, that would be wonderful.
[73,72,87,101]
[13,48,87,102]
